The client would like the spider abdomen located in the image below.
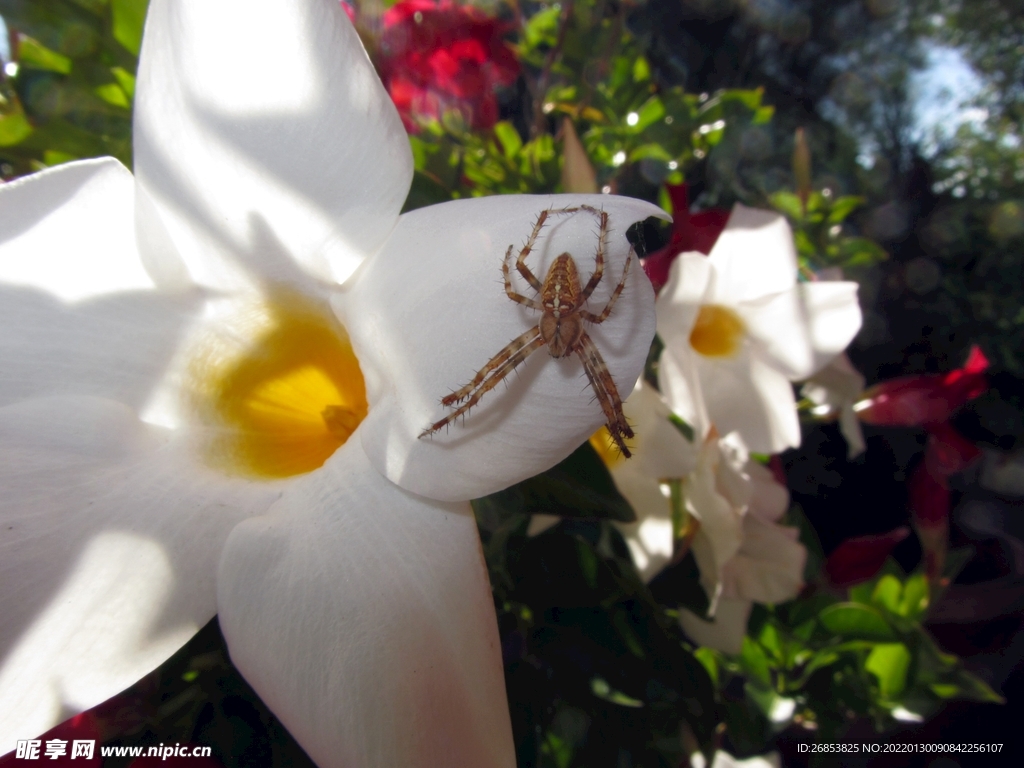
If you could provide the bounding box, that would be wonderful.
[540,312,582,358]
[541,253,581,317]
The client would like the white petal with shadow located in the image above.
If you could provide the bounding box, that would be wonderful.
[695,349,800,454]
[133,0,413,289]
[217,437,515,768]
[341,194,665,501]
[0,397,280,753]
[0,158,155,301]
[707,205,797,304]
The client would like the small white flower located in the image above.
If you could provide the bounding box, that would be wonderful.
[690,748,782,768]
[0,1,664,764]
[802,352,867,458]
[656,205,862,453]
[679,445,805,655]
[606,381,699,579]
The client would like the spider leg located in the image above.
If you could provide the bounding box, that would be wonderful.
[503,245,543,309]
[579,244,634,325]
[513,206,601,292]
[420,331,547,438]
[574,330,633,456]
[514,210,547,292]
[578,209,610,304]
[440,326,542,407]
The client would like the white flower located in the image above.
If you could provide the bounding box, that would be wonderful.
[0,1,664,763]
[606,381,699,579]
[802,352,867,458]
[690,748,782,768]
[656,205,862,453]
[679,446,806,655]
[600,389,804,654]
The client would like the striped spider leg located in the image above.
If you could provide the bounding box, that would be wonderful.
[419,205,636,457]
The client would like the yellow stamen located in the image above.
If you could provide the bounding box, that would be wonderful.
[688,304,745,358]
[190,293,367,478]
[590,426,626,468]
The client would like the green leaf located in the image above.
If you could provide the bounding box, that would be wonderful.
[0,109,33,146]
[0,84,33,146]
[752,105,775,125]
[693,647,719,687]
[631,96,665,132]
[667,413,695,442]
[577,538,598,588]
[950,668,1005,703]
[739,636,770,686]
[865,642,910,699]
[632,56,651,83]
[94,83,129,108]
[17,35,73,74]
[826,196,865,224]
[591,677,644,708]
[870,574,902,614]
[897,573,929,619]
[837,237,888,267]
[522,5,560,49]
[475,441,636,523]
[818,603,895,641]
[493,121,522,158]
[111,66,136,99]
[769,191,803,220]
[112,0,149,56]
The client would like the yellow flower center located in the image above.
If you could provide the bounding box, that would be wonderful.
[190,294,368,479]
[590,426,627,468]
[688,304,745,358]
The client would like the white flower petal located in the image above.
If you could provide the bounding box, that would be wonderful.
[656,251,714,339]
[0,161,203,414]
[0,397,278,753]
[707,206,797,304]
[722,517,805,604]
[613,473,674,582]
[134,0,412,289]
[800,281,862,372]
[217,438,514,768]
[739,288,815,379]
[657,345,710,441]
[679,597,751,655]
[687,443,745,607]
[745,460,790,523]
[0,159,156,302]
[619,381,699,479]
[695,350,801,454]
[342,194,666,501]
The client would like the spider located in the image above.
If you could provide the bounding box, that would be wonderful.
[419,205,635,457]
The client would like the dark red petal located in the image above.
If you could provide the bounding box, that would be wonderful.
[909,461,950,529]
[925,422,982,477]
[825,527,911,587]
[857,347,989,427]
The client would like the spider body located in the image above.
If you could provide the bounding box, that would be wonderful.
[420,205,636,456]
[539,254,584,357]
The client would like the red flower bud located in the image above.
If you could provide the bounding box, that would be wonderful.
[825,526,911,587]
[642,184,729,292]
[855,345,989,427]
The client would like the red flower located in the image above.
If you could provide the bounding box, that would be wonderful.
[641,184,729,292]
[825,527,911,587]
[379,0,520,132]
[856,345,989,427]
